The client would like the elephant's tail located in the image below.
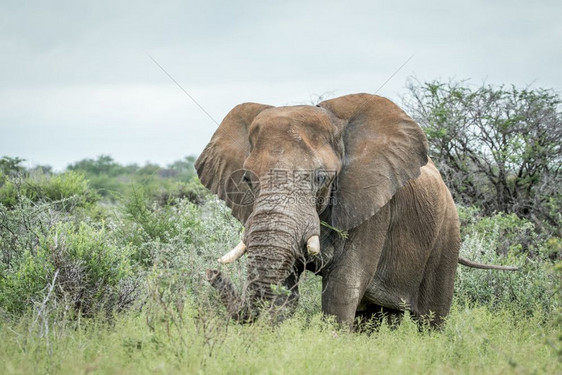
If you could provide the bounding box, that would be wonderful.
[458,257,519,271]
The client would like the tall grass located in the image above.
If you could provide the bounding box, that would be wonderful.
[0,301,559,374]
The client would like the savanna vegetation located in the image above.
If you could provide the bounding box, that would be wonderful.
[0,80,560,374]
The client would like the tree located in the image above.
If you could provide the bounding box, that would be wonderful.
[403,80,561,234]
[0,156,25,176]
[67,155,127,176]
[167,155,196,181]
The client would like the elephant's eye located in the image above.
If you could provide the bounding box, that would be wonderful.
[314,172,327,187]
[243,173,252,187]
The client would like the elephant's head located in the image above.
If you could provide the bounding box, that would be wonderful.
[196,94,428,322]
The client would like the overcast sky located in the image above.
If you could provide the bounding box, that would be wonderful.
[1,0,560,171]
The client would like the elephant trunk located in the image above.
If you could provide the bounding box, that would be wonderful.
[206,269,252,321]
[208,192,319,322]
[243,208,303,319]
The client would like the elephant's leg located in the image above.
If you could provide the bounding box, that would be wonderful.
[321,207,390,327]
[355,302,404,328]
[321,267,368,326]
[415,222,460,327]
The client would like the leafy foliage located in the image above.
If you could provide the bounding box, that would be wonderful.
[403,80,562,235]
[67,155,130,177]
[0,159,229,318]
[1,159,557,320]
[0,156,26,177]
[0,170,98,210]
[456,208,559,316]
[66,154,199,201]
[0,182,135,316]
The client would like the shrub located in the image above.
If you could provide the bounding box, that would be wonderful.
[0,215,137,317]
[455,208,559,315]
[458,206,548,257]
[65,155,204,204]
[67,155,128,177]
[50,222,135,314]
[0,181,136,318]
[0,177,18,207]
[0,194,61,273]
[117,185,203,266]
[0,156,25,176]
[154,178,211,206]
[0,243,54,315]
[0,171,98,210]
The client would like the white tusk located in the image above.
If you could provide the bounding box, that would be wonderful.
[218,241,247,264]
[306,235,320,256]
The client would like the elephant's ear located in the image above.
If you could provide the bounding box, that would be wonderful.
[319,93,428,230]
[195,103,273,224]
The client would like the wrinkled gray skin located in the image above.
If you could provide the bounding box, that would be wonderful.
[196,93,516,328]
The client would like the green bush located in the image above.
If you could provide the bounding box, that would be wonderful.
[117,191,243,301]
[0,179,135,318]
[0,194,60,273]
[0,217,136,316]
[86,174,126,199]
[28,171,96,203]
[47,221,136,316]
[456,207,559,315]
[0,244,54,315]
[67,155,128,177]
[154,178,211,206]
[0,156,25,176]
[65,155,203,204]
[0,177,18,207]
[0,171,98,210]
[0,166,232,319]
[458,206,544,256]
[124,196,244,323]
[118,186,201,266]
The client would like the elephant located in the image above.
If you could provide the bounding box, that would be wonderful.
[196,93,517,327]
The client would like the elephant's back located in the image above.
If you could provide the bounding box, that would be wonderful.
[389,158,456,240]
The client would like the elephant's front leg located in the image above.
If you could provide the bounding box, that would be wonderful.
[321,209,390,326]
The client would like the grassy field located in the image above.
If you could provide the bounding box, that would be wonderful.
[1,299,559,374]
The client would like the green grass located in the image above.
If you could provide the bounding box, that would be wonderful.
[0,300,559,375]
